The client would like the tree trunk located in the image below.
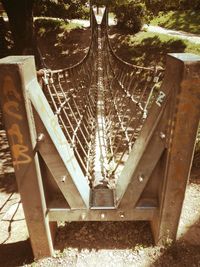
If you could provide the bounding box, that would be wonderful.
[0,17,8,58]
[2,0,45,69]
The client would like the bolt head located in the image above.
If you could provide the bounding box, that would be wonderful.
[81,213,86,220]
[138,175,144,182]
[61,175,66,183]
[37,133,45,142]
[160,132,166,139]
[101,213,105,219]
[120,213,125,219]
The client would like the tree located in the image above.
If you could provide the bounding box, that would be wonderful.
[1,0,45,68]
[34,0,89,19]
[0,17,8,58]
[144,0,200,13]
[114,1,146,33]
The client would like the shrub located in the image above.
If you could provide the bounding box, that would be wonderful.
[145,0,200,13]
[34,0,90,19]
[114,2,146,33]
[34,0,68,18]
[179,0,200,10]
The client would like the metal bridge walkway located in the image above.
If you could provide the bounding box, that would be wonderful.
[41,7,164,190]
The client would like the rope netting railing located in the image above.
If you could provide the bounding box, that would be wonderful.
[40,7,164,189]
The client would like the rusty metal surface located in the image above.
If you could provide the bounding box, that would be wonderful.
[47,203,156,222]
[90,189,115,209]
[152,54,200,244]
[0,56,55,258]
[28,78,90,209]
[33,109,90,209]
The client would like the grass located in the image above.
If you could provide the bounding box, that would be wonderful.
[60,21,82,32]
[150,10,200,34]
[35,18,90,69]
[109,29,200,67]
[35,18,82,37]
[109,27,200,156]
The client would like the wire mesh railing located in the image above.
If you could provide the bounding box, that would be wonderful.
[40,7,164,188]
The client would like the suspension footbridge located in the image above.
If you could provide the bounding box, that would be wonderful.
[0,7,199,259]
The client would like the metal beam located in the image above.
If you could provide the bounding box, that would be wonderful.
[0,56,55,259]
[151,53,200,244]
[28,78,90,209]
[115,65,172,208]
[48,201,157,222]
[33,110,90,209]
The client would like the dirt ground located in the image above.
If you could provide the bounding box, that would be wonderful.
[0,25,200,267]
[0,127,200,267]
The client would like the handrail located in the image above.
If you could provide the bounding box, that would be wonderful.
[44,6,164,75]
[49,8,98,74]
[105,29,162,72]
[103,9,164,72]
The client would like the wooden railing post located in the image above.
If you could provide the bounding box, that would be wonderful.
[152,53,200,244]
[0,56,55,259]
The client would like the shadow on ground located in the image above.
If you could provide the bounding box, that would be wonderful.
[151,217,200,267]
[0,239,33,267]
[151,242,200,267]
[0,173,17,195]
[191,151,200,182]
[55,221,153,252]
[109,27,186,67]
[35,21,91,69]
[0,109,16,195]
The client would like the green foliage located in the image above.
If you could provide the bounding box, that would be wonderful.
[35,18,63,32]
[34,0,67,17]
[179,0,200,10]
[34,0,90,19]
[144,0,200,14]
[34,17,90,69]
[35,17,82,37]
[91,0,112,7]
[150,10,200,34]
[110,30,200,67]
[65,0,90,19]
[145,0,179,14]
[114,2,146,33]
[33,0,200,22]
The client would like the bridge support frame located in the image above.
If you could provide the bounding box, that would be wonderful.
[0,53,200,258]
[151,53,200,244]
[0,56,55,258]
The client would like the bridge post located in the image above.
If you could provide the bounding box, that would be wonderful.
[152,53,200,244]
[0,56,55,259]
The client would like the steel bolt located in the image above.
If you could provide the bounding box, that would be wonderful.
[37,133,45,142]
[120,213,125,219]
[60,175,66,183]
[138,175,144,183]
[101,213,105,219]
[160,132,166,139]
[81,213,86,220]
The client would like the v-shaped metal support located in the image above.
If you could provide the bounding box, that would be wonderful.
[115,57,173,209]
[28,78,90,209]
[0,53,200,259]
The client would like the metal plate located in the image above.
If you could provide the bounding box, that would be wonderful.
[90,189,115,209]
[136,198,158,209]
